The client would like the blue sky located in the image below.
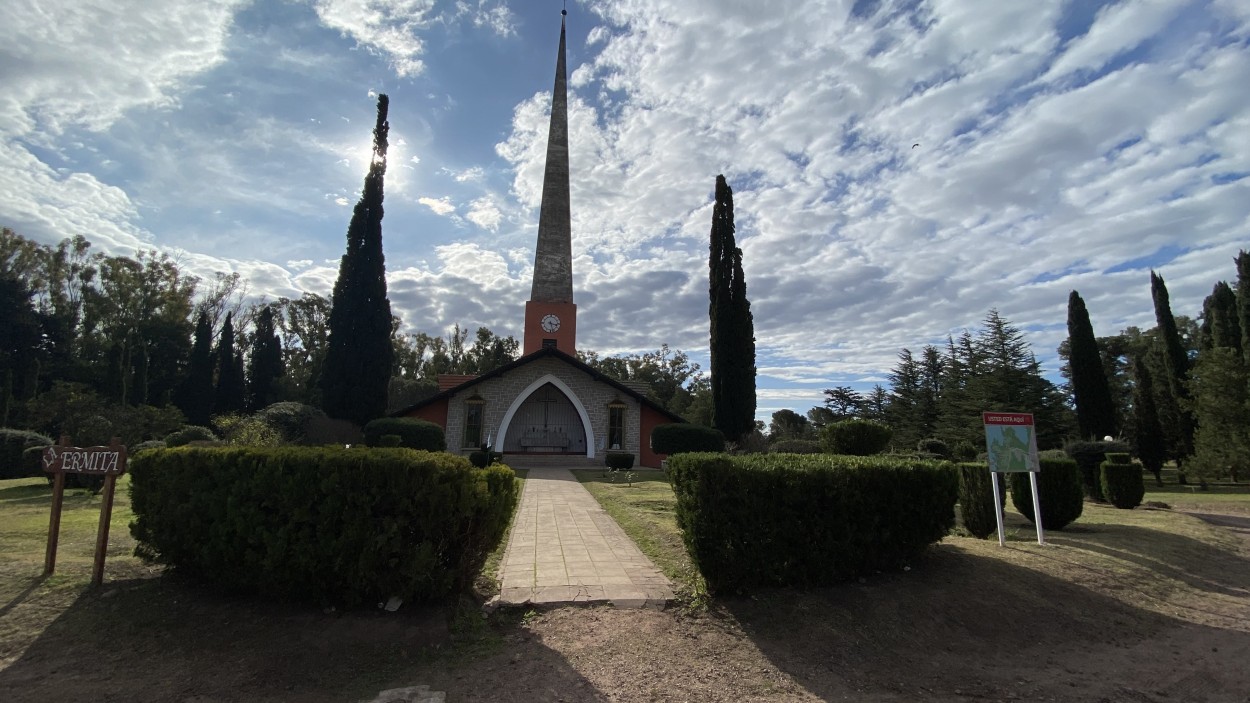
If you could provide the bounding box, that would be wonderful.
[2,0,1248,423]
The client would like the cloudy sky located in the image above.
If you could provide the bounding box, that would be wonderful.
[2,0,1248,422]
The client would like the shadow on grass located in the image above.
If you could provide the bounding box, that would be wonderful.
[719,542,1250,701]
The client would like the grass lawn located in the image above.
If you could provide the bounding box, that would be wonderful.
[1144,464,1250,515]
[570,469,706,602]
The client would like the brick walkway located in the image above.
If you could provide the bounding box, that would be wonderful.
[495,467,673,608]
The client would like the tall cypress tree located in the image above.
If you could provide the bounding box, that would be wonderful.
[320,94,395,425]
[1150,271,1195,463]
[131,342,149,407]
[247,306,284,412]
[1131,357,1166,486]
[177,311,214,426]
[1066,290,1117,439]
[214,312,245,415]
[1200,281,1241,353]
[708,174,756,442]
[1237,250,1250,364]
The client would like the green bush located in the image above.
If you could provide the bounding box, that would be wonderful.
[165,426,219,447]
[821,419,893,456]
[214,414,283,447]
[378,434,402,448]
[917,438,950,459]
[1064,440,1128,502]
[1009,458,1084,530]
[957,463,1005,539]
[254,402,327,444]
[0,428,53,479]
[468,450,502,468]
[1100,454,1144,510]
[952,440,978,462]
[768,439,822,454]
[605,452,635,469]
[132,440,167,453]
[129,446,519,605]
[667,453,957,594]
[651,423,725,455]
[363,418,446,451]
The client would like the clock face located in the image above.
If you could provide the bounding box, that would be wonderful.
[541,314,561,333]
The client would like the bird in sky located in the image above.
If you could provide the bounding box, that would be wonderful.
[912,143,920,149]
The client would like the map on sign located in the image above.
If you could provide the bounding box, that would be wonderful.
[982,412,1039,473]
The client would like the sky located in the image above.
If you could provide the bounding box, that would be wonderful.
[2,0,1248,424]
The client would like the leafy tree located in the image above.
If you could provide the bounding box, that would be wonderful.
[822,386,862,421]
[579,345,706,414]
[272,293,331,403]
[806,405,836,430]
[1187,347,1248,483]
[708,174,756,442]
[0,274,47,404]
[176,312,214,426]
[1199,281,1241,353]
[1131,358,1166,486]
[1066,290,1117,439]
[768,409,810,441]
[131,341,148,406]
[1150,271,1196,466]
[248,306,284,411]
[214,313,245,415]
[320,94,396,425]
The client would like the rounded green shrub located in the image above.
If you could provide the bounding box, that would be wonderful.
[952,440,978,462]
[1064,440,1128,502]
[133,440,167,453]
[363,418,446,451]
[769,439,822,454]
[918,438,950,459]
[821,419,893,456]
[254,402,327,444]
[1009,458,1084,530]
[957,462,1006,539]
[651,423,725,455]
[165,426,219,447]
[0,428,53,479]
[1100,454,1144,510]
[605,452,635,469]
[468,450,502,468]
[378,434,403,448]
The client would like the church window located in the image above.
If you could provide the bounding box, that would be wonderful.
[608,402,626,449]
[463,399,485,448]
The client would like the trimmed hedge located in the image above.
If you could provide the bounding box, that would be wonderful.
[0,429,52,479]
[768,439,822,454]
[651,423,725,455]
[468,449,503,468]
[1064,440,1128,502]
[1100,454,1144,510]
[165,426,218,447]
[667,453,957,594]
[363,418,446,451]
[957,462,1005,539]
[128,446,518,605]
[605,452,635,469]
[821,419,893,456]
[1009,458,1084,530]
[918,438,951,459]
[254,402,327,444]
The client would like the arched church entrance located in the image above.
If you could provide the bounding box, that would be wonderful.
[502,382,588,454]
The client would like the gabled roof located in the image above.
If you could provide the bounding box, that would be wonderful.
[390,346,687,423]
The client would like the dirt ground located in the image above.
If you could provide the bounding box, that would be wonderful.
[2,507,1249,702]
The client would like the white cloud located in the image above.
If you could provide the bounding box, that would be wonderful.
[311,0,438,77]
[418,195,457,216]
[466,197,503,231]
[445,166,485,182]
[451,0,517,37]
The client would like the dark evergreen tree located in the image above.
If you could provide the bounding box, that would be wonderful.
[707,174,756,442]
[0,275,46,403]
[214,312,245,415]
[1237,250,1250,363]
[177,312,214,426]
[1150,271,1195,463]
[131,342,148,406]
[1131,357,1166,486]
[247,306,284,411]
[320,94,395,426]
[1200,281,1241,353]
[1066,291,1117,439]
[105,341,127,405]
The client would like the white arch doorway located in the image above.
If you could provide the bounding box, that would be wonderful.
[496,374,594,458]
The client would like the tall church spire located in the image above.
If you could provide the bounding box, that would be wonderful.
[530,10,572,303]
[522,10,577,355]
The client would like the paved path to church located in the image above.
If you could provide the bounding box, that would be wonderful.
[495,467,673,608]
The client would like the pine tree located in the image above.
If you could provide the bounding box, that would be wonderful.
[131,342,148,406]
[320,94,395,425]
[708,174,756,442]
[1237,250,1250,364]
[1200,281,1241,353]
[1150,271,1196,463]
[177,311,214,426]
[214,312,245,415]
[247,306,284,411]
[1066,291,1117,439]
[1131,357,1166,486]
[1188,347,1248,483]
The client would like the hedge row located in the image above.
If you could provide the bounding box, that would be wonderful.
[363,418,446,451]
[129,446,517,605]
[651,423,725,455]
[666,452,957,593]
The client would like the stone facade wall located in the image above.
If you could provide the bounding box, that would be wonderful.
[443,356,641,459]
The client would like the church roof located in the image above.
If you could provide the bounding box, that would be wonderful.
[390,346,687,423]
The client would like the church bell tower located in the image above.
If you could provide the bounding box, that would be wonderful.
[523,10,577,356]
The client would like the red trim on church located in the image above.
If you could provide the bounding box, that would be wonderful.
[523,300,577,355]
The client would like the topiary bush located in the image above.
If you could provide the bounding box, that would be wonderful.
[129,446,518,605]
[378,434,402,448]
[165,426,219,447]
[651,423,725,455]
[667,453,957,594]
[1100,453,1145,510]
[1009,458,1084,530]
[821,419,893,456]
[0,428,53,479]
[132,440,167,454]
[957,462,1005,539]
[254,402,327,444]
[952,440,978,462]
[918,438,951,459]
[605,451,635,470]
[363,418,446,451]
[1064,440,1129,502]
[768,439,822,454]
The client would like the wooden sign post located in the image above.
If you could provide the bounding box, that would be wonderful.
[42,436,129,586]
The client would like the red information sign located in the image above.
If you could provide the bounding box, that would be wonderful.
[42,437,129,586]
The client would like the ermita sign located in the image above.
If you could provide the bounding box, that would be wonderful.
[41,437,129,586]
